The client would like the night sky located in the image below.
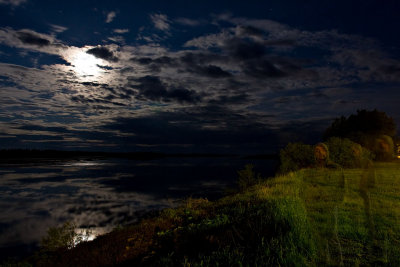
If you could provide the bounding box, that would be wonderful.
[0,0,399,153]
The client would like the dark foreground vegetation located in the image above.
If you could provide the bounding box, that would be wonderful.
[3,109,400,266]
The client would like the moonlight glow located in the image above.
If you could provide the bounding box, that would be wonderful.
[70,50,103,78]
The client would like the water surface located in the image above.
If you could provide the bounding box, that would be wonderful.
[0,156,277,261]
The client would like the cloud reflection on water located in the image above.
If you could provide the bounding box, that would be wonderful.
[0,157,277,260]
[0,159,176,250]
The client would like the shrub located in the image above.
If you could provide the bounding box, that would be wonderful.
[40,222,77,252]
[40,221,91,253]
[279,143,316,174]
[326,137,373,168]
[237,164,260,191]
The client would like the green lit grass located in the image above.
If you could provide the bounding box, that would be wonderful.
[296,162,400,266]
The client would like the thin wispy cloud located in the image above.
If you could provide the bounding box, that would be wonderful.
[175,17,202,26]
[50,24,68,33]
[106,11,117,23]
[150,13,171,32]
[113,28,129,34]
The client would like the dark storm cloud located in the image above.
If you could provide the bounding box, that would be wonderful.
[208,93,249,105]
[381,65,400,74]
[179,52,222,65]
[70,94,126,106]
[102,107,279,149]
[16,31,51,47]
[120,66,134,74]
[130,75,202,103]
[19,124,71,133]
[236,25,265,37]
[131,56,177,72]
[132,53,230,78]
[80,81,102,87]
[131,56,176,66]
[97,103,329,153]
[225,38,266,60]
[264,39,296,47]
[330,49,400,83]
[368,63,400,84]
[132,57,153,65]
[86,46,118,62]
[243,59,286,78]
[187,64,232,78]
[176,52,232,78]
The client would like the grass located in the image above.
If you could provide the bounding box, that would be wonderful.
[299,162,400,266]
[21,161,400,266]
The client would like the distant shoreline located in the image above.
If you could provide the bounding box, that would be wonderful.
[0,149,279,163]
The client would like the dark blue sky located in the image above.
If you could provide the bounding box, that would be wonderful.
[0,0,399,153]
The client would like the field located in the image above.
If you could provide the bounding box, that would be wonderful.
[299,162,400,265]
[27,161,400,266]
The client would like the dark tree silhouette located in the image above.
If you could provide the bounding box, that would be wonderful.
[324,109,396,140]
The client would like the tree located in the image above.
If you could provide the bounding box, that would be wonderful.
[324,109,397,161]
[324,109,396,140]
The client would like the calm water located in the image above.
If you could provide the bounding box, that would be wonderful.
[0,156,277,261]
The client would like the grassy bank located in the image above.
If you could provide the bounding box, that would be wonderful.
[27,162,400,266]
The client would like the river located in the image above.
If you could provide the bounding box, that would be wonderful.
[0,156,278,261]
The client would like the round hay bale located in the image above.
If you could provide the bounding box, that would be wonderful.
[374,135,394,161]
[314,143,329,166]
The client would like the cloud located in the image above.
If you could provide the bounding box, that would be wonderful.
[108,36,125,44]
[183,30,232,49]
[131,56,176,66]
[179,52,222,65]
[101,106,283,153]
[225,37,266,60]
[187,64,232,78]
[0,0,26,6]
[235,25,265,37]
[208,93,249,105]
[0,13,400,152]
[130,75,202,103]
[0,28,65,56]
[330,49,400,83]
[106,11,116,23]
[113,28,129,34]
[175,17,202,26]
[50,24,68,33]
[242,59,286,78]
[86,46,118,62]
[16,31,51,46]
[131,53,231,78]
[150,13,170,32]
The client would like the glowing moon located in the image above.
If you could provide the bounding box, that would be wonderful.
[71,50,103,78]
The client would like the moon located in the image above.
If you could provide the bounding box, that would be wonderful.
[71,50,103,78]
